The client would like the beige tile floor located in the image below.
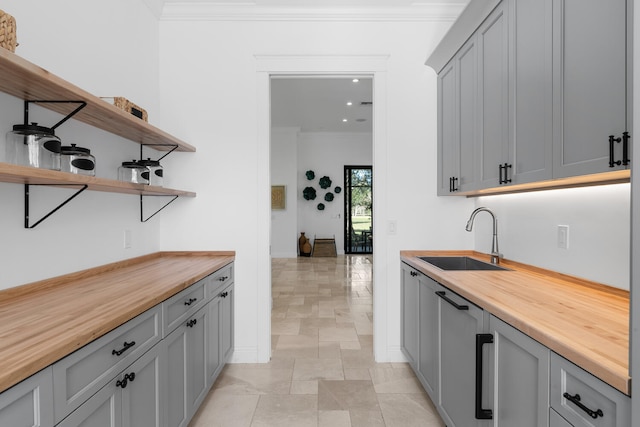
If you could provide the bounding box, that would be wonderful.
[189,255,445,427]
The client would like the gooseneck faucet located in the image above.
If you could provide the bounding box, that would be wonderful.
[465,207,502,264]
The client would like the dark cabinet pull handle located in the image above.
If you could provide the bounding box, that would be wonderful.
[435,291,468,310]
[499,163,512,184]
[452,177,458,192]
[116,372,136,389]
[609,135,622,167]
[563,393,604,419]
[218,276,228,282]
[187,318,198,327]
[184,297,198,306]
[622,131,631,166]
[449,177,453,192]
[112,341,136,356]
[410,271,418,277]
[475,334,494,420]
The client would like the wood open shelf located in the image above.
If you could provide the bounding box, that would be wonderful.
[0,162,195,197]
[0,48,194,152]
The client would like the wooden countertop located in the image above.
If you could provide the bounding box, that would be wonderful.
[401,250,630,396]
[0,251,235,394]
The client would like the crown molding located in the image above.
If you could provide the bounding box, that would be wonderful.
[160,3,465,22]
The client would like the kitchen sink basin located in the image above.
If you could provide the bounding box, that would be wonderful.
[418,256,510,271]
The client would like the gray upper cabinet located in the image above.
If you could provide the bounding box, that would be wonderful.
[552,0,630,177]
[438,60,459,195]
[489,315,550,427]
[478,1,509,189]
[509,0,553,185]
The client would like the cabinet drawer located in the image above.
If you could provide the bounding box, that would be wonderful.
[163,279,206,336]
[206,264,233,299]
[0,367,53,427]
[52,306,161,423]
[550,352,630,427]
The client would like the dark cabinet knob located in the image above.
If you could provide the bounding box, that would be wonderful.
[184,297,198,306]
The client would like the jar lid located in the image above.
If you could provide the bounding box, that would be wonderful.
[12,123,57,136]
[121,160,147,169]
[138,158,161,167]
[61,143,91,155]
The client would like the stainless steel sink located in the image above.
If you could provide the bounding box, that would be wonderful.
[418,256,510,271]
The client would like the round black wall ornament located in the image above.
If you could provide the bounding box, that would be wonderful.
[319,176,332,189]
[303,187,317,200]
[324,192,334,202]
[306,170,315,180]
[317,203,325,210]
[334,186,342,194]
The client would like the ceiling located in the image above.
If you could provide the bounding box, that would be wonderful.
[271,77,373,133]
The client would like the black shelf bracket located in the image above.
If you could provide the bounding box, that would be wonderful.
[140,144,179,162]
[24,100,87,130]
[24,184,88,229]
[140,194,179,223]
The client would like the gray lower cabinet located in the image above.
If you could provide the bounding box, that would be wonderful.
[417,273,439,398]
[0,367,54,427]
[400,264,419,368]
[207,282,234,387]
[57,340,164,427]
[437,284,489,427]
[489,315,549,427]
[166,305,208,427]
[550,409,573,427]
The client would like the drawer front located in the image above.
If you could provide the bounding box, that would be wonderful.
[163,280,206,336]
[550,352,630,427]
[53,306,161,423]
[206,264,234,299]
[0,367,53,427]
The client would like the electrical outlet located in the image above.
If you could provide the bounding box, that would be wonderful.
[124,230,132,249]
[388,220,397,235]
[557,225,569,249]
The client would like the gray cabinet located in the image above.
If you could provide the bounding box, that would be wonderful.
[166,305,208,427]
[207,281,234,386]
[509,0,553,185]
[0,368,54,427]
[489,315,549,427]
[437,284,489,427]
[417,272,439,399]
[552,0,630,178]
[550,409,572,427]
[400,264,419,368]
[58,341,164,427]
[477,1,509,189]
[437,60,459,195]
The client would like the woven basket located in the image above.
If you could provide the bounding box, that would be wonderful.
[105,97,148,122]
[0,9,17,53]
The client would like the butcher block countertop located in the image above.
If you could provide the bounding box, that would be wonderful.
[401,250,630,396]
[0,251,235,394]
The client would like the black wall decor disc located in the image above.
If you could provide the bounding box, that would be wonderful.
[317,203,325,210]
[319,176,332,189]
[324,193,334,202]
[334,186,342,193]
[306,170,315,180]
[303,187,317,200]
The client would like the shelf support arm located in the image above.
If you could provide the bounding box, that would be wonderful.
[140,195,179,223]
[140,144,179,162]
[24,184,88,229]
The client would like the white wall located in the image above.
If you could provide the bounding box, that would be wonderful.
[297,132,372,254]
[271,127,299,258]
[0,0,164,290]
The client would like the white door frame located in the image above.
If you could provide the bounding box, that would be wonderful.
[256,54,390,362]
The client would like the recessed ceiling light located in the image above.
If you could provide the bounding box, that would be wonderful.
[342,118,348,122]
[352,78,359,83]
[346,101,353,106]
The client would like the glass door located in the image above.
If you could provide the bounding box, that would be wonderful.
[344,166,373,254]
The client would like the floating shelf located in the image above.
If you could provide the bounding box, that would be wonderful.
[0,48,194,152]
[0,162,196,197]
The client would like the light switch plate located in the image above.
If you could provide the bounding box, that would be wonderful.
[557,225,569,249]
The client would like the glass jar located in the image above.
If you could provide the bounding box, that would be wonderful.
[137,158,163,187]
[118,160,149,184]
[61,144,96,176]
[5,123,61,170]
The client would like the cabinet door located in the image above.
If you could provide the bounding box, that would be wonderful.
[438,60,459,195]
[417,274,439,399]
[0,368,54,427]
[400,265,419,369]
[166,325,189,427]
[457,37,479,192]
[509,0,553,185]
[57,381,121,427]
[186,306,208,417]
[220,284,234,364]
[207,295,222,386]
[552,0,629,177]
[550,409,573,427]
[437,285,488,427]
[489,315,550,427]
[121,342,165,427]
[478,1,509,189]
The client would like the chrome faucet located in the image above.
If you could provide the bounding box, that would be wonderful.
[465,207,502,264]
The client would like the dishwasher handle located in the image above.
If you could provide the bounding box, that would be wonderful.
[435,291,469,311]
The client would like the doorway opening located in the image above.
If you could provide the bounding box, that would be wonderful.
[344,165,373,254]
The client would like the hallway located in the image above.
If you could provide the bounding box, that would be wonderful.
[189,255,444,427]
